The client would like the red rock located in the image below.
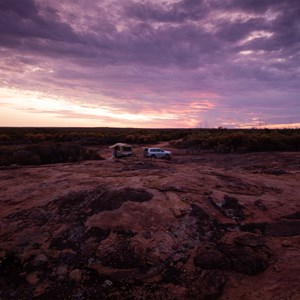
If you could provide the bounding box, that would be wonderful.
[69,269,82,282]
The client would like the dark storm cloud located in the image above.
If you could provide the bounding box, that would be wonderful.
[1,0,298,69]
[216,18,265,42]
[0,0,37,19]
[0,0,78,45]
[0,0,299,127]
[125,0,209,23]
[233,0,300,50]
[226,0,298,13]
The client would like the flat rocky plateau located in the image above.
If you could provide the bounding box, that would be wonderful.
[1,147,300,299]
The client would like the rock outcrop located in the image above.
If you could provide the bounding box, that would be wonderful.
[0,150,300,299]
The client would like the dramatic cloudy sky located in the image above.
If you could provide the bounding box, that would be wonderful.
[0,0,299,128]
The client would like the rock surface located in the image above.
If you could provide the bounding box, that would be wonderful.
[0,148,300,299]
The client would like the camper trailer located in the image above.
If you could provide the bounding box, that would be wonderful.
[109,143,133,158]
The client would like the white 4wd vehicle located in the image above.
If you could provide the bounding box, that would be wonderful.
[143,148,171,159]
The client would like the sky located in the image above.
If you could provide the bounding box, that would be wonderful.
[0,0,299,128]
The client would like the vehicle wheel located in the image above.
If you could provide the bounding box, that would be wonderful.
[165,154,171,160]
[151,155,156,158]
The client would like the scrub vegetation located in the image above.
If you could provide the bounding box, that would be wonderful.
[172,128,300,153]
[0,127,299,166]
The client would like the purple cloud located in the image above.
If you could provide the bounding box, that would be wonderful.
[0,0,299,127]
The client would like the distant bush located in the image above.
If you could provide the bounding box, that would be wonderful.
[0,142,103,166]
[12,150,41,165]
[0,128,299,157]
[175,129,300,153]
[0,127,193,146]
[0,147,13,166]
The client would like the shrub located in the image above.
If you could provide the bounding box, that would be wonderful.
[175,129,300,152]
[0,143,103,166]
[12,150,41,165]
